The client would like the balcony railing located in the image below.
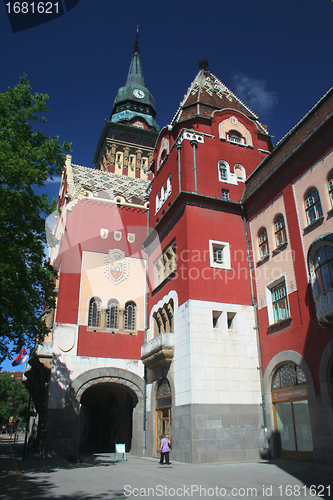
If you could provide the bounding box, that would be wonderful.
[141,332,174,369]
[314,289,333,326]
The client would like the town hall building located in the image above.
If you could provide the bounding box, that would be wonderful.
[26,36,333,464]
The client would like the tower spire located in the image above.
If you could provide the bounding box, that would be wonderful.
[126,26,144,87]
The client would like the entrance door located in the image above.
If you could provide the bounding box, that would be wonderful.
[155,378,172,455]
[156,407,171,453]
[272,363,313,459]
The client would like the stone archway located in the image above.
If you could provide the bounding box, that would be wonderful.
[66,367,144,457]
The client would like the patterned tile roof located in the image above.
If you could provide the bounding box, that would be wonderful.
[67,164,149,206]
[171,68,268,135]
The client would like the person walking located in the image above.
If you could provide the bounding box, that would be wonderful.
[159,435,171,465]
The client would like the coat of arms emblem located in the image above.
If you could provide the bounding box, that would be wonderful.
[104,249,129,284]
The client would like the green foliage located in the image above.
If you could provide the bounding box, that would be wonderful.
[0,76,71,363]
[0,372,29,428]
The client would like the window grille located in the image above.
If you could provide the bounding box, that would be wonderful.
[106,300,118,329]
[124,302,136,330]
[219,162,228,180]
[88,297,101,327]
[272,363,306,390]
[228,131,242,144]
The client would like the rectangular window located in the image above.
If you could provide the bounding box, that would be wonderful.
[209,240,231,270]
[222,189,229,201]
[271,281,289,322]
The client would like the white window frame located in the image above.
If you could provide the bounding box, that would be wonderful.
[209,240,231,270]
[265,275,290,325]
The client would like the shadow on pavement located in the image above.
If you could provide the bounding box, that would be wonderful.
[261,459,333,500]
[0,434,128,500]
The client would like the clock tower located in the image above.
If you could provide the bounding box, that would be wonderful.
[93,28,159,179]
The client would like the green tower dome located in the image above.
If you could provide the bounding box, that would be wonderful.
[110,30,159,132]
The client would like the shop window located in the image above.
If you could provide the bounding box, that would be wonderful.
[271,363,313,458]
[209,240,231,270]
[88,297,101,327]
[124,301,136,331]
[274,214,287,247]
[313,245,333,296]
[258,227,269,259]
[305,188,323,225]
[106,300,119,329]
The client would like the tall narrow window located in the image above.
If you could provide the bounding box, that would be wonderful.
[328,173,333,208]
[258,228,269,259]
[124,301,136,330]
[274,214,287,247]
[106,300,119,329]
[313,245,333,295]
[88,297,101,327]
[305,188,323,224]
[219,162,228,181]
[271,281,289,322]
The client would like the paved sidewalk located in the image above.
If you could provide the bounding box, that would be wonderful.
[1,434,332,500]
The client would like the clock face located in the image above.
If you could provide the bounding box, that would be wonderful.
[133,88,145,99]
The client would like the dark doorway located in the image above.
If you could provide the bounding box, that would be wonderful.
[79,383,133,453]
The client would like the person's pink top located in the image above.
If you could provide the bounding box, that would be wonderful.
[161,438,170,452]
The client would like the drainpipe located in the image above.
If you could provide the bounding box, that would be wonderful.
[241,205,269,458]
[176,142,182,194]
[142,197,150,456]
[190,139,198,193]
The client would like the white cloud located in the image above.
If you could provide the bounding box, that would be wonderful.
[231,73,278,116]
[46,175,62,184]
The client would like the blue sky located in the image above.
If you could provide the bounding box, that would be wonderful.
[1,0,332,370]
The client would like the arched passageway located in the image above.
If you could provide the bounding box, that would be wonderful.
[79,382,134,453]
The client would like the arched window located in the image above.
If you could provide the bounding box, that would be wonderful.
[305,188,323,224]
[272,363,306,390]
[219,161,228,181]
[274,214,287,247]
[234,164,245,182]
[228,131,243,145]
[124,301,136,331]
[313,245,333,295]
[258,227,269,259]
[328,173,333,208]
[88,297,101,327]
[106,300,119,329]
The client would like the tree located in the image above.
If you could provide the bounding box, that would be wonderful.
[0,76,70,363]
[0,372,29,429]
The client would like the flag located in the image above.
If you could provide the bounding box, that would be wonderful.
[11,348,28,367]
